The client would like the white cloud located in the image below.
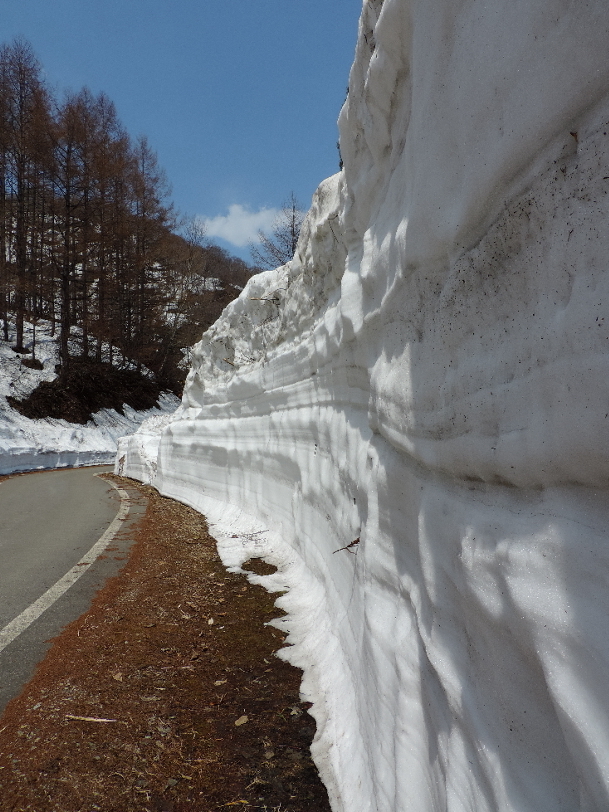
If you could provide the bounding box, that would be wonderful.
[202,204,278,248]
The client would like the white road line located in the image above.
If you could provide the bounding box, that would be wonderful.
[0,477,130,655]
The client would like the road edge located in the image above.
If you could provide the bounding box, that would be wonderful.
[0,476,130,654]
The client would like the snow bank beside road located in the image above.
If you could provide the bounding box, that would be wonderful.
[117,1,609,810]
[0,321,179,475]
[0,393,178,475]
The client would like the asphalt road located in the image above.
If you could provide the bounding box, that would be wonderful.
[0,465,144,714]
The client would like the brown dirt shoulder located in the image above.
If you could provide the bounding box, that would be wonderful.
[0,475,330,812]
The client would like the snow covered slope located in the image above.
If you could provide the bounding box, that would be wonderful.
[117,1,609,809]
[0,320,179,475]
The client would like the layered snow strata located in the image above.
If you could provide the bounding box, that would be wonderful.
[117,1,609,810]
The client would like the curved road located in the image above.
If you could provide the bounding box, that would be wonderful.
[0,466,143,714]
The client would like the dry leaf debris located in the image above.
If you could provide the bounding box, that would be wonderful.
[0,476,330,812]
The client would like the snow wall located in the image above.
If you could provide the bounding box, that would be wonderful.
[117,1,609,809]
[0,393,178,476]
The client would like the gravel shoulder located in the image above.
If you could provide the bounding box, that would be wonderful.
[0,475,330,812]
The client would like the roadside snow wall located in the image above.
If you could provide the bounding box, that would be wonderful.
[117,1,609,809]
[0,317,181,475]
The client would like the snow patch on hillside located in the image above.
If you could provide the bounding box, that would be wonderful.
[117,1,609,810]
[0,320,179,475]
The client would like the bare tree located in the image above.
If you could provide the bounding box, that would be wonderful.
[0,37,259,393]
[249,192,305,270]
[127,135,175,369]
[0,39,52,352]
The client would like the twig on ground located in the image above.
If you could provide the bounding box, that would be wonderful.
[65,715,118,723]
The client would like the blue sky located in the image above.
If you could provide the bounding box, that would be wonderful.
[0,0,361,262]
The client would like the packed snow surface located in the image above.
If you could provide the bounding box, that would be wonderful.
[0,320,179,475]
[117,1,609,809]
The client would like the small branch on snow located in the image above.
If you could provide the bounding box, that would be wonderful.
[333,538,360,555]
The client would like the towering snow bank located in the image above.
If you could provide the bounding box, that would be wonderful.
[117,1,609,809]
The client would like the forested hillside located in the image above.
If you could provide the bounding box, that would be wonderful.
[0,39,255,396]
